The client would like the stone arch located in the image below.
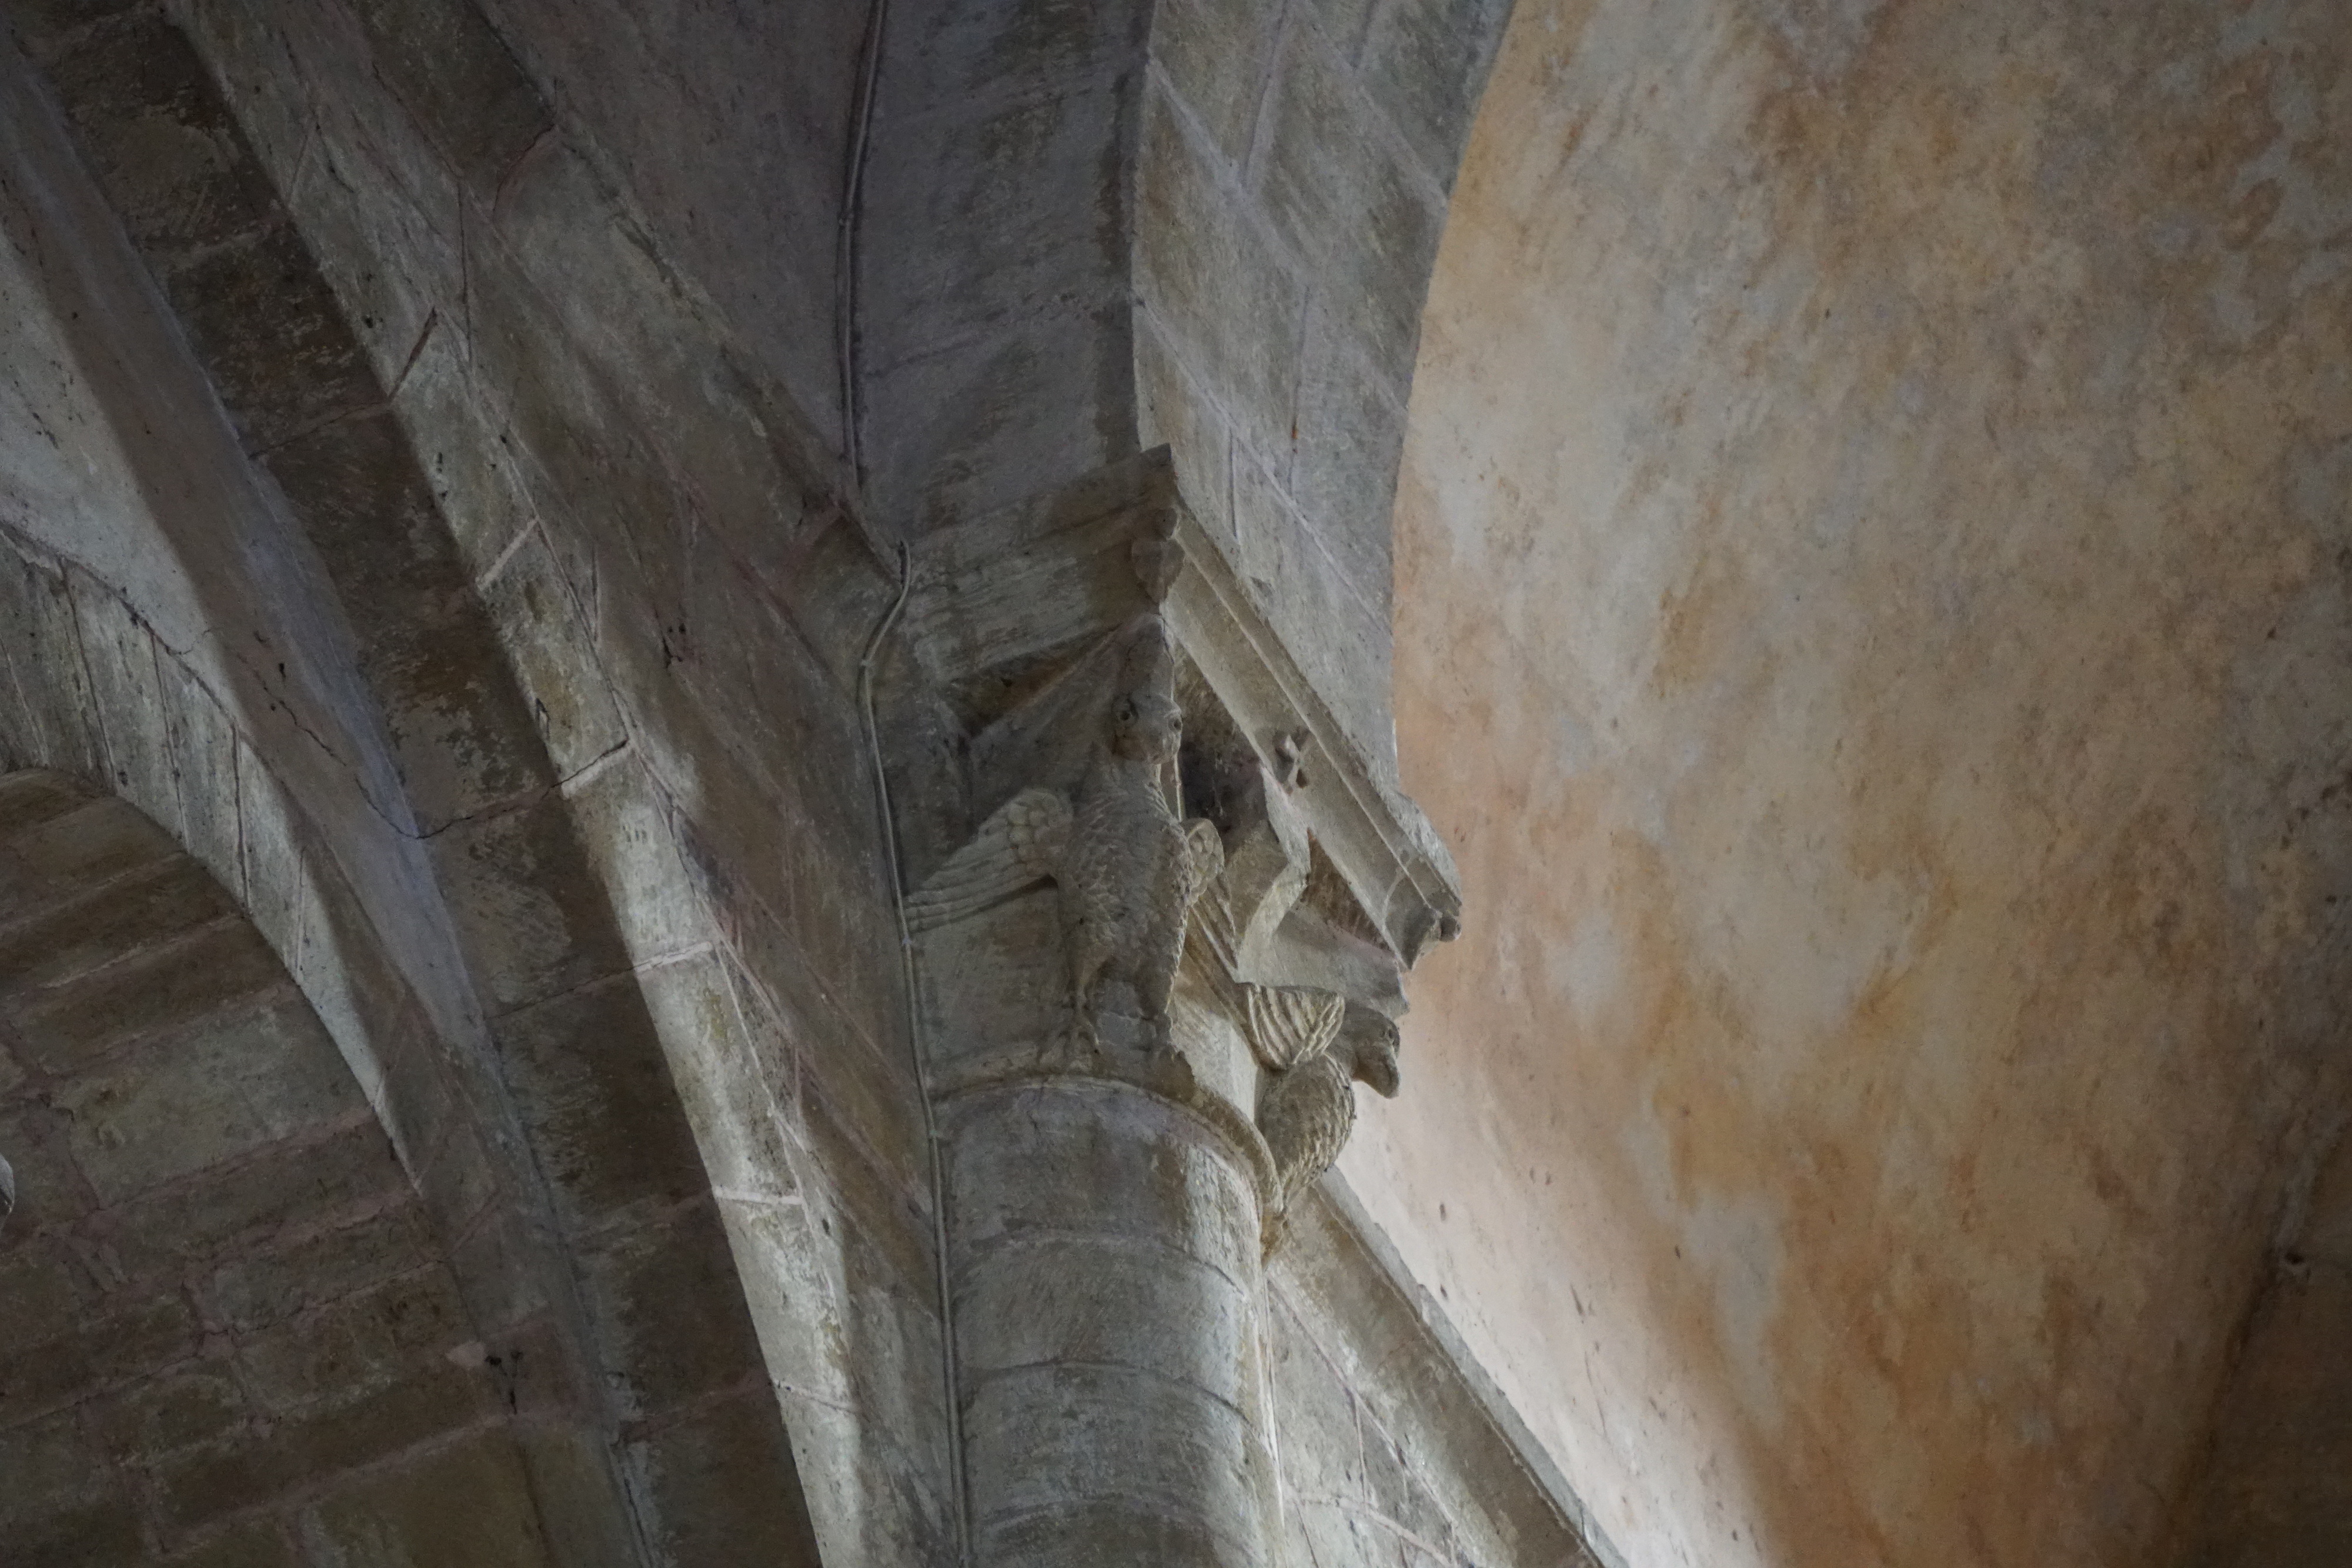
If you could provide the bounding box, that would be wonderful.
[0,767,611,1566]
[0,533,821,1564]
[0,11,835,1557]
[850,0,1519,772]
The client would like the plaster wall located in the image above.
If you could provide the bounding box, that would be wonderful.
[1353,1,2352,1565]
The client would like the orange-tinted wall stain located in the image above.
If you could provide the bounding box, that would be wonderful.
[1344,1,2352,1563]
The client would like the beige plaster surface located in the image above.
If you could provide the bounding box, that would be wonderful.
[1345,1,2352,1564]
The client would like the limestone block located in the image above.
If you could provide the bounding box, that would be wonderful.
[1136,92,1306,466]
[0,768,86,835]
[509,1422,642,1568]
[169,1519,302,1568]
[861,294,1141,534]
[1255,23,1444,389]
[392,322,531,573]
[774,1390,958,1568]
[235,1262,472,1411]
[947,1079,1261,1279]
[481,531,627,780]
[956,1233,1252,1408]
[637,952,799,1201]
[1355,1416,1469,1563]
[964,1362,1264,1556]
[446,1198,555,1335]
[32,12,279,262]
[474,0,854,425]
[560,757,707,969]
[164,223,383,453]
[233,740,303,954]
[153,660,245,895]
[0,557,105,782]
[1231,457,1394,771]
[1356,0,1517,186]
[0,1234,89,1346]
[57,996,359,1205]
[620,1388,827,1567]
[101,1116,406,1279]
[1264,1299,1369,1502]
[74,585,184,837]
[1138,315,1237,549]
[986,1498,1262,1568]
[431,795,632,1013]
[574,1198,773,1417]
[202,1198,437,1332]
[4,1496,143,1568]
[0,1292,196,1425]
[800,1018,930,1193]
[1289,300,1406,614]
[9,915,285,1074]
[346,0,550,193]
[857,79,1134,380]
[711,1193,840,1396]
[1151,0,1286,162]
[796,1086,936,1297]
[0,795,183,931]
[156,1358,497,1529]
[0,854,227,997]
[296,1431,556,1568]
[0,1407,109,1529]
[488,971,711,1229]
[88,1365,248,1459]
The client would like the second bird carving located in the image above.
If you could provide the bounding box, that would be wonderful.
[907,617,1224,1061]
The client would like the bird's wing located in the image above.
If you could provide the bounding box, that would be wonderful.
[1245,984,1346,1072]
[904,788,1071,932]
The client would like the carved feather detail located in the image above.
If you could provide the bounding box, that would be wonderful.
[904,788,1072,932]
[1259,1054,1355,1212]
[1179,818,1225,910]
[1244,985,1344,1072]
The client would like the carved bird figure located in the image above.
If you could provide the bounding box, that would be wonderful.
[1060,685,1223,1053]
[1258,1011,1401,1213]
[904,625,1223,1059]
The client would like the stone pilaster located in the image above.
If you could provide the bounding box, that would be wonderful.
[887,449,1458,1564]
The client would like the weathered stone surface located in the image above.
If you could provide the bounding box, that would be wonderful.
[0,0,1603,1562]
[1132,0,1509,779]
[296,1432,555,1567]
[348,0,549,192]
[58,997,359,1203]
[10,915,288,1071]
[35,11,278,259]
[0,773,648,1565]
[574,1197,772,1415]
[622,1386,827,1568]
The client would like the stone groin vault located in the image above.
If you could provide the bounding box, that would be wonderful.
[0,1,1596,1564]
[9,1,2350,1566]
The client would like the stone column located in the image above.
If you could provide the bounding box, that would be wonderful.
[890,452,1458,1566]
